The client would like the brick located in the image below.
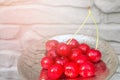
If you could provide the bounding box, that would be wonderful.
[99,25,120,42]
[0,68,19,80]
[0,0,93,7]
[104,13,120,23]
[20,29,44,49]
[0,5,100,24]
[0,50,21,68]
[40,0,93,8]
[31,24,97,38]
[31,24,82,38]
[0,0,35,6]
[94,0,120,13]
[110,42,120,55]
[0,40,22,51]
[0,25,20,40]
[31,24,120,42]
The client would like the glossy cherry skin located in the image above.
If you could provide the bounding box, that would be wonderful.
[57,42,71,57]
[87,49,102,63]
[39,69,49,80]
[46,40,59,51]
[48,64,64,79]
[78,43,90,54]
[64,62,79,78]
[67,38,79,48]
[79,77,95,80]
[41,56,54,69]
[46,49,58,58]
[66,77,81,80]
[79,61,95,77]
[70,48,83,61]
[75,55,89,65]
[55,57,69,66]
[94,60,107,75]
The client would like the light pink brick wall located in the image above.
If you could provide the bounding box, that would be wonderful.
[0,0,120,80]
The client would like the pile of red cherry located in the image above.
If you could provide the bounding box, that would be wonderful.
[40,38,103,79]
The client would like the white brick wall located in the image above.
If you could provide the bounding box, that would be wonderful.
[0,0,120,80]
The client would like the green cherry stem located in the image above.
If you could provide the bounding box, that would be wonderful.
[67,7,99,50]
[90,11,99,49]
[67,8,91,45]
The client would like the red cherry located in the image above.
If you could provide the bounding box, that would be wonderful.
[57,43,71,57]
[55,57,69,66]
[79,61,95,77]
[87,49,102,63]
[39,69,49,80]
[94,60,107,75]
[48,64,64,79]
[46,49,58,58]
[64,62,79,78]
[59,74,66,79]
[70,48,83,61]
[67,77,81,80]
[79,77,95,80]
[78,43,90,54]
[46,40,59,51]
[41,56,54,69]
[67,38,79,48]
[75,55,89,65]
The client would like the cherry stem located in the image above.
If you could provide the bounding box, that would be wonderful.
[67,8,91,45]
[67,7,99,50]
[90,10,99,49]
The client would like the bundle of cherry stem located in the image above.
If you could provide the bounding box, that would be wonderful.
[67,7,99,50]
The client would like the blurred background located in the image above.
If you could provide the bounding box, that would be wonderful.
[0,0,120,80]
